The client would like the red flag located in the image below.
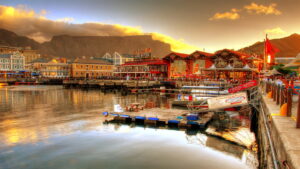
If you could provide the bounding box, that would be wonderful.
[265,36,279,64]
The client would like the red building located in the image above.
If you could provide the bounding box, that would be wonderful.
[163,49,260,79]
[114,59,168,79]
[163,52,189,78]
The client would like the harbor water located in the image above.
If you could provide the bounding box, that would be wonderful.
[0,85,257,169]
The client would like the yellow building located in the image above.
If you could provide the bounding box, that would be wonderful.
[71,58,114,78]
[27,58,70,78]
[20,49,41,64]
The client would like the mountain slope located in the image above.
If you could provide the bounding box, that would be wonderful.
[0,28,40,49]
[240,34,300,58]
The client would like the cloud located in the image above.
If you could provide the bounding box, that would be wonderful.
[56,17,75,22]
[209,8,240,21]
[264,27,286,35]
[244,3,281,15]
[0,5,199,53]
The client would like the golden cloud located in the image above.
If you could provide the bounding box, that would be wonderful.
[209,8,240,21]
[0,5,199,53]
[264,27,286,35]
[244,3,281,15]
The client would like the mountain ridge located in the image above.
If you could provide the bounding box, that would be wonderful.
[0,28,171,58]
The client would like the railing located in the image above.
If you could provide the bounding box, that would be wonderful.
[262,80,300,128]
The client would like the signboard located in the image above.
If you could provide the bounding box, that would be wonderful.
[207,92,248,110]
[228,80,258,93]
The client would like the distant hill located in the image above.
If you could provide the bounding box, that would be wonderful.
[0,29,39,49]
[0,28,171,58]
[240,34,300,58]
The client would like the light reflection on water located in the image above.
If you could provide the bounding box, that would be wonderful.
[0,86,254,169]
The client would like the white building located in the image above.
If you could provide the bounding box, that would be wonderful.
[0,52,25,71]
[103,52,135,65]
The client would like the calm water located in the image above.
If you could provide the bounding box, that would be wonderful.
[0,86,255,169]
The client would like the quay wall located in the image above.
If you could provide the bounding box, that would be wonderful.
[260,94,300,169]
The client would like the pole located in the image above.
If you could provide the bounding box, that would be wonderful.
[263,34,267,71]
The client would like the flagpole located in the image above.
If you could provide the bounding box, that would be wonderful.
[264,34,267,71]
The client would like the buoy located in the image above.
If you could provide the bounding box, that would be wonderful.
[280,103,287,116]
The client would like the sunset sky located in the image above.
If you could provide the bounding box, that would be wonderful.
[0,0,299,53]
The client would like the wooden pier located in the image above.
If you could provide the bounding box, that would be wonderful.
[103,108,214,130]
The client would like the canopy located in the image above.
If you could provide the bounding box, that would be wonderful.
[224,64,233,69]
[243,64,251,70]
[207,64,216,70]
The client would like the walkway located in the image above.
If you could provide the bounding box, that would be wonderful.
[263,94,300,169]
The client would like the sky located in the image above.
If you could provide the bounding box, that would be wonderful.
[0,0,299,53]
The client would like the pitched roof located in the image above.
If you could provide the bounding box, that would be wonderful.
[190,50,214,57]
[163,52,189,59]
[215,49,251,58]
[0,54,12,58]
[122,59,167,66]
[188,50,214,59]
[72,58,113,65]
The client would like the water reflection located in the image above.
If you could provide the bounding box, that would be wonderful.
[0,86,256,169]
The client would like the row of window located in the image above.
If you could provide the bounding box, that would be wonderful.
[75,65,112,70]
[0,58,24,63]
[0,65,24,69]
[42,72,69,76]
[74,72,112,76]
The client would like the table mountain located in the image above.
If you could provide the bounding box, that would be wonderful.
[38,35,171,58]
[0,28,171,58]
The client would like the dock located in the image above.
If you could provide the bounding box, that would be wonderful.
[102,108,214,129]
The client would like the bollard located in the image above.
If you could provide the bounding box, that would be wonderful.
[280,86,285,106]
[276,85,280,105]
[273,84,277,101]
[297,94,300,128]
[287,87,293,117]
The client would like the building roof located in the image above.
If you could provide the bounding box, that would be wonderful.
[93,57,114,63]
[29,58,51,63]
[122,59,167,66]
[0,53,12,58]
[215,49,251,59]
[163,52,189,60]
[188,50,214,59]
[73,58,113,65]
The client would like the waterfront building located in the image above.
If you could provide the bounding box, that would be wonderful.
[163,52,190,78]
[203,49,259,79]
[27,58,70,78]
[0,46,21,54]
[102,52,135,65]
[114,59,168,79]
[163,49,259,79]
[71,58,114,79]
[0,52,25,78]
[20,48,41,64]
